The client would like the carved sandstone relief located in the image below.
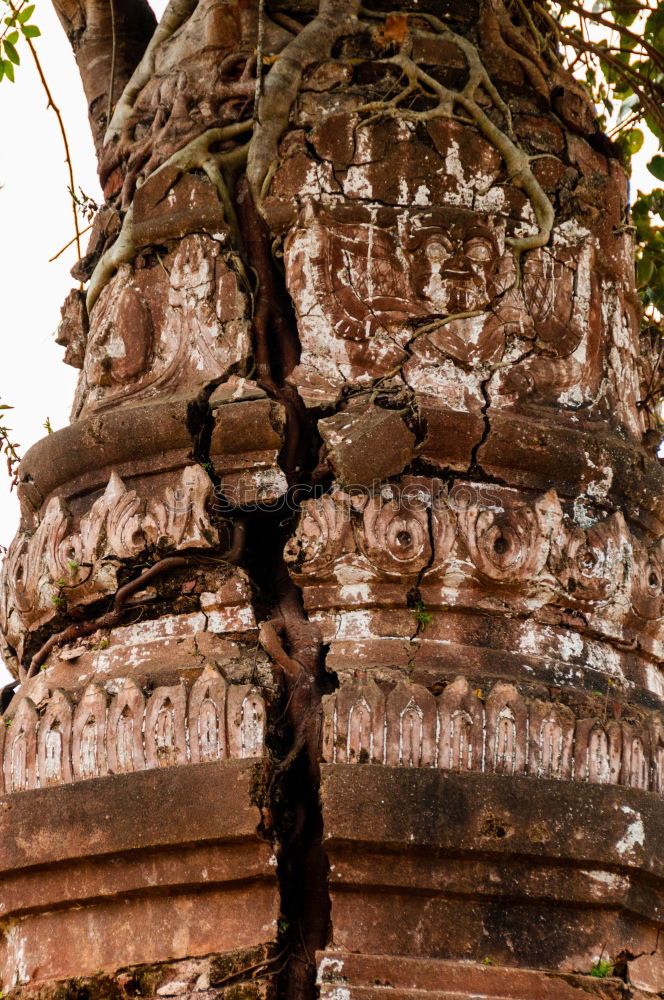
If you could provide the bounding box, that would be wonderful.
[67,235,253,419]
[285,483,664,657]
[0,466,221,656]
[0,666,267,794]
[275,113,643,438]
[322,675,664,794]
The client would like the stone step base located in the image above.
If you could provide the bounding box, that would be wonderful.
[316,953,638,1000]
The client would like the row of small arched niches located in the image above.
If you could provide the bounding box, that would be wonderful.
[0,666,266,794]
[321,677,664,792]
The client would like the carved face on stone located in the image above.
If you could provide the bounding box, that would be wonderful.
[86,282,153,388]
[405,211,506,315]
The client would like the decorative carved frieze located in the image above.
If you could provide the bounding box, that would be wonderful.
[286,484,664,646]
[0,667,267,794]
[322,675,664,795]
[0,466,221,655]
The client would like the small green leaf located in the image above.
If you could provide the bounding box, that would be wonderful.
[648,156,664,182]
[17,4,35,23]
[622,128,644,155]
[3,40,19,65]
[3,58,14,81]
[21,23,40,36]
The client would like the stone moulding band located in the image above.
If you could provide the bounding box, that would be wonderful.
[322,675,664,795]
[6,669,664,797]
[0,665,266,795]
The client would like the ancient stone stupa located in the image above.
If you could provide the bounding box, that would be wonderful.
[1,1,663,998]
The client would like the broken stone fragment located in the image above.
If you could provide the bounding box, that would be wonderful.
[318,401,416,488]
[56,289,89,369]
[132,167,229,248]
[209,377,268,407]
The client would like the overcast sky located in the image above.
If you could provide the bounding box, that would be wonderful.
[0,8,659,555]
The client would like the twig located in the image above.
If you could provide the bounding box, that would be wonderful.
[8,0,82,260]
[49,223,93,262]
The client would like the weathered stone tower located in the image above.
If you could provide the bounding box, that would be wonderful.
[1,1,663,998]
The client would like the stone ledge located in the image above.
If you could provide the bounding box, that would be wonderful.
[320,766,664,975]
[316,952,634,1000]
[0,759,265,870]
[0,761,278,988]
[321,766,664,875]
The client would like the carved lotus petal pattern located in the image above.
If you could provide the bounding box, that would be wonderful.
[359,496,431,577]
[459,491,562,584]
[284,492,353,577]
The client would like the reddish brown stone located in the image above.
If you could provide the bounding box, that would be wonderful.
[133,168,228,247]
[318,403,415,488]
[0,761,278,987]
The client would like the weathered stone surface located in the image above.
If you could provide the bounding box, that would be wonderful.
[322,675,664,794]
[318,402,416,488]
[320,765,664,974]
[77,235,252,418]
[0,761,278,989]
[0,465,221,655]
[316,953,628,1000]
[132,168,228,247]
[209,397,287,506]
[2,0,663,995]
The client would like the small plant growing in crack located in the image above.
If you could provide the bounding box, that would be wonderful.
[68,559,79,574]
[411,600,432,632]
[51,590,66,611]
[590,959,614,978]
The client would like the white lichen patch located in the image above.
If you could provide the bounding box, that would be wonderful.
[615,805,645,857]
[552,218,591,247]
[317,955,346,983]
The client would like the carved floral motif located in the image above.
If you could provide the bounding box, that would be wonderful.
[0,466,221,654]
[286,484,664,637]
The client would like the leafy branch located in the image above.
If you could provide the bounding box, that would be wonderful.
[0,0,82,259]
[0,0,39,82]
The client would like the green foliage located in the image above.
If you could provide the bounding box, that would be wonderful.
[633,187,664,317]
[411,600,432,631]
[590,959,614,978]
[0,0,40,82]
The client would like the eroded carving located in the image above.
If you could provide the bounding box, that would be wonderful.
[0,466,220,655]
[286,484,664,652]
[321,676,664,794]
[188,664,227,764]
[0,672,268,792]
[38,690,73,788]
